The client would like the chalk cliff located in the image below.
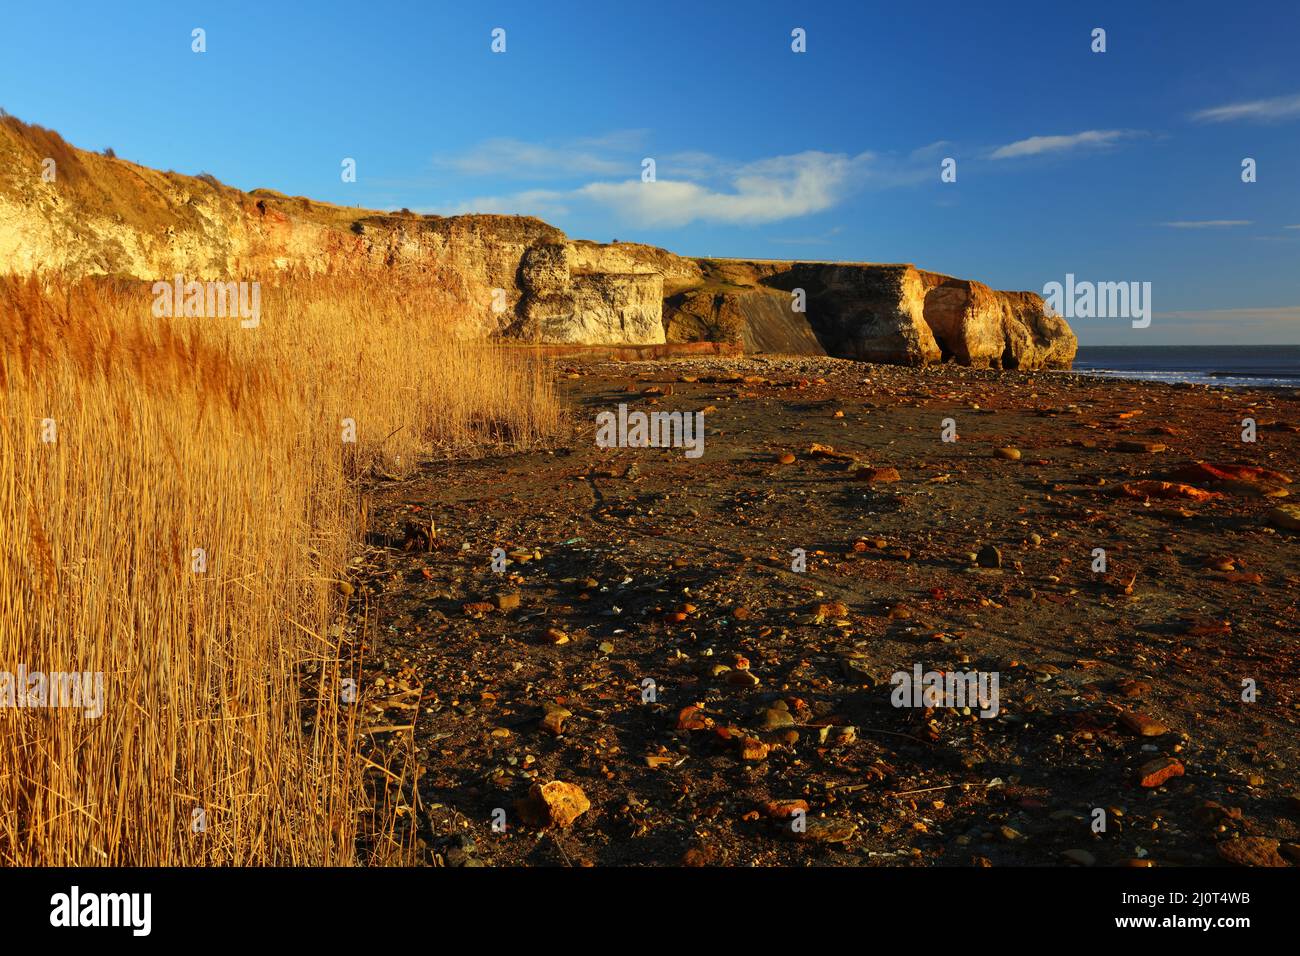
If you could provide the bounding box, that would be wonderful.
[0,114,1075,368]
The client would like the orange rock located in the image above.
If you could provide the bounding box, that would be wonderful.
[517,780,591,828]
[761,799,810,819]
[808,443,855,461]
[850,465,901,482]
[1114,679,1150,699]
[813,601,849,623]
[1119,481,1221,502]
[1209,463,1292,485]
[540,703,571,735]
[1137,756,1185,788]
[739,738,769,761]
[1222,571,1264,584]
[1171,461,1293,486]
[1169,461,1234,484]
[681,846,713,866]
[1118,711,1169,737]
[676,705,710,731]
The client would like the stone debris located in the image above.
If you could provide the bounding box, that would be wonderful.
[346,356,1299,867]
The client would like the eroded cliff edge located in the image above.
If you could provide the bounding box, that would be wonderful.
[0,115,1076,368]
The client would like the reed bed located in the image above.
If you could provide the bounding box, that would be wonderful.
[0,272,560,865]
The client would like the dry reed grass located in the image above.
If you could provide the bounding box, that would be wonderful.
[0,271,561,865]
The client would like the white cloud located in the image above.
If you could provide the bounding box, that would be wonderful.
[657,150,734,180]
[437,133,647,178]
[432,149,875,226]
[576,151,870,226]
[1160,220,1252,228]
[1286,224,1300,230]
[1192,92,1300,123]
[990,129,1135,159]
[429,125,969,226]
[430,187,570,218]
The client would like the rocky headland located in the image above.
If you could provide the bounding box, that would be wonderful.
[0,114,1076,369]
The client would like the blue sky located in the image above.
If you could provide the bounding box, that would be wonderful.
[2,0,1298,344]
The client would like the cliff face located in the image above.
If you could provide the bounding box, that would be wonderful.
[917,271,1078,369]
[0,114,1076,368]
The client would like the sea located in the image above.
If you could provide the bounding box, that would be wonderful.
[1071,345,1300,389]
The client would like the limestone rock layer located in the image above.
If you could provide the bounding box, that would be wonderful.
[0,115,1076,368]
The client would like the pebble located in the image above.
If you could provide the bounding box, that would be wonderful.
[1117,441,1166,453]
[761,707,795,730]
[739,738,769,761]
[540,702,572,735]
[1118,711,1169,737]
[819,725,857,745]
[1114,679,1151,699]
[518,780,590,829]
[1137,756,1185,788]
[799,818,857,844]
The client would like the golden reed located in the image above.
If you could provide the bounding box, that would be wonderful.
[0,273,560,864]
